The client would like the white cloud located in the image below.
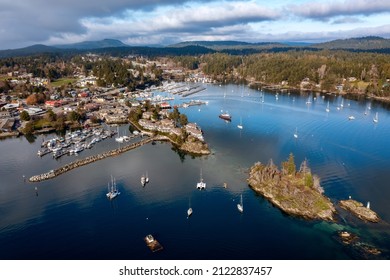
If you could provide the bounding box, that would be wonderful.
[289,0,390,21]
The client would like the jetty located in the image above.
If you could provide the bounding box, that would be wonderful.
[29,136,154,182]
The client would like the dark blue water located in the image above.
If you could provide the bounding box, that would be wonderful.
[1,84,390,260]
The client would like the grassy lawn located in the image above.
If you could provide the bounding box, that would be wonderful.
[51,78,77,87]
[352,81,369,90]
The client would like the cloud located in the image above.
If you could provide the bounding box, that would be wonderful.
[46,1,280,46]
[289,0,390,21]
[0,0,215,48]
[251,24,390,43]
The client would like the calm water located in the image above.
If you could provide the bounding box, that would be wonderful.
[1,84,390,260]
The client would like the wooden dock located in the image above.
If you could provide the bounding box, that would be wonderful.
[144,234,163,252]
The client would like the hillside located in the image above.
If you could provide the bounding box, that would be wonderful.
[54,39,128,50]
[169,40,287,50]
[0,44,62,58]
[312,36,390,50]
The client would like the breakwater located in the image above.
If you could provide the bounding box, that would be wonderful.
[29,136,154,183]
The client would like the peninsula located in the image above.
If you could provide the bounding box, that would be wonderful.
[247,154,336,221]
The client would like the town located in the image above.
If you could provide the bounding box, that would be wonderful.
[0,54,212,158]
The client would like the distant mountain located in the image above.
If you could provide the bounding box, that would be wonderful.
[54,39,128,50]
[169,40,288,50]
[0,44,61,58]
[312,36,390,50]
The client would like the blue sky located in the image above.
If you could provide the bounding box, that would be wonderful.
[0,0,390,49]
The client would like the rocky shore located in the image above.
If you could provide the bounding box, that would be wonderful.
[247,156,336,221]
[340,199,380,223]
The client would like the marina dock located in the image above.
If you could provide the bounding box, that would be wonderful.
[29,136,155,182]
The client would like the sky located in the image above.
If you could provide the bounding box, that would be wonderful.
[0,0,390,49]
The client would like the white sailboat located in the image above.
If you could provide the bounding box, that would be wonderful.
[340,98,344,108]
[196,168,206,190]
[145,171,149,183]
[141,174,146,187]
[293,127,298,139]
[115,126,124,143]
[106,175,120,200]
[373,112,379,123]
[237,194,243,213]
[237,117,243,129]
[326,101,330,113]
[187,198,193,217]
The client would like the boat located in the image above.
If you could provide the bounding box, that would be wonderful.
[340,98,344,108]
[145,171,149,183]
[196,169,206,190]
[348,115,355,120]
[373,112,379,123]
[187,207,193,217]
[141,175,146,187]
[237,194,244,213]
[144,234,163,252]
[219,111,232,122]
[237,117,243,129]
[326,101,330,113]
[106,175,120,200]
[187,198,193,217]
[115,126,124,143]
[293,127,298,139]
[305,96,312,105]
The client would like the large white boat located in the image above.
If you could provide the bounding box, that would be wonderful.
[106,175,120,200]
[219,111,232,122]
[196,169,206,190]
[326,101,330,113]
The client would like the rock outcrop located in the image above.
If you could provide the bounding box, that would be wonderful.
[247,155,336,221]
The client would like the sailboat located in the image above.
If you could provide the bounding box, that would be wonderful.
[237,194,243,213]
[141,174,146,187]
[145,171,149,183]
[293,127,298,139]
[187,198,193,217]
[106,175,120,200]
[340,98,344,108]
[237,117,243,129]
[326,101,330,113]
[115,126,124,143]
[373,112,379,123]
[196,168,206,190]
[219,89,232,121]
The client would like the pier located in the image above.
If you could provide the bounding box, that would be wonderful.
[29,136,155,183]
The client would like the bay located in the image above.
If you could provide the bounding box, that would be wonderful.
[1,83,389,260]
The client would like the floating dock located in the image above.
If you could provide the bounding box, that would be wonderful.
[144,234,163,253]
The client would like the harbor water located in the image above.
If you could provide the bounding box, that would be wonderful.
[1,83,390,260]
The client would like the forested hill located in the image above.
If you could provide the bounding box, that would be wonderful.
[169,40,287,50]
[0,45,215,58]
[312,36,390,50]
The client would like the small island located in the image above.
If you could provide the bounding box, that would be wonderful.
[247,153,336,221]
[340,199,380,223]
